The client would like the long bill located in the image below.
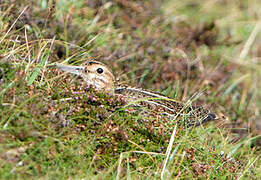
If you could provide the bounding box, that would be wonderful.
[56,63,84,75]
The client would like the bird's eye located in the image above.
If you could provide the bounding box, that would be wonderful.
[97,68,103,74]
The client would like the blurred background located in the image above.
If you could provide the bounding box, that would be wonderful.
[0,0,260,178]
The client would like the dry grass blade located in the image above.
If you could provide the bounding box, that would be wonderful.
[237,156,260,180]
[0,6,28,44]
[161,124,178,180]
[116,152,124,180]
[238,21,261,64]
[128,140,155,162]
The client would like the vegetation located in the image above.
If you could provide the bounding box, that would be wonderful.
[0,0,260,179]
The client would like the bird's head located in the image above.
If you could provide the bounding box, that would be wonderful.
[56,61,115,93]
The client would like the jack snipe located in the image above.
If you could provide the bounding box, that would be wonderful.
[56,61,216,127]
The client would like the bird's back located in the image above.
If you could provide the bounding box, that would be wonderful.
[115,86,216,127]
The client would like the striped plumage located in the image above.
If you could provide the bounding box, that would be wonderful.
[115,86,216,127]
[56,61,216,127]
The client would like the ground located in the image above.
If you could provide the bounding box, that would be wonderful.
[0,0,260,179]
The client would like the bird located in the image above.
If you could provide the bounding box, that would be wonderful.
[56,61,217,127]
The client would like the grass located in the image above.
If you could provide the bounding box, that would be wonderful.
[0,0,260,179]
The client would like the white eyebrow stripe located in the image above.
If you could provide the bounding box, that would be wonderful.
[116,87,166,98]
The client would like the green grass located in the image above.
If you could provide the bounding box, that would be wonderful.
[0,0,260,179]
